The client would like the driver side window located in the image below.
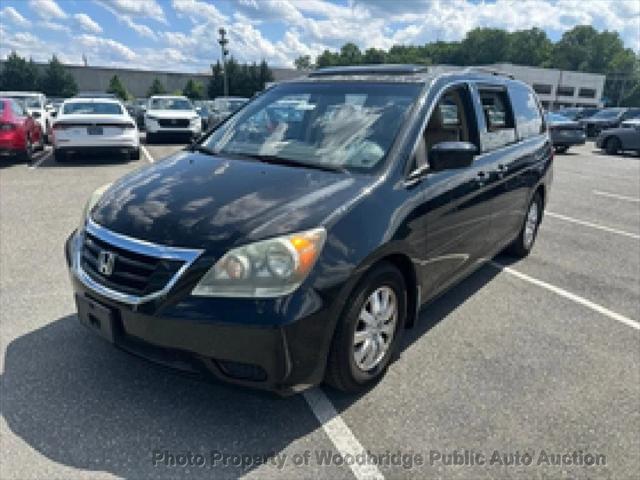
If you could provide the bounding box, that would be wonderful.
[411,85,478,172]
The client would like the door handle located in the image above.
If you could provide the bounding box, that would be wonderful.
[476,171,488,186]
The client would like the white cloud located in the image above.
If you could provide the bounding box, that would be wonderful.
[28,0,67,20]
[172,0,228,25]
[94,0,159,39]
[38,21,71,34]
[97,0,166,23]
[1,6,31,28]
[74,13,103,34]
[78,34,137,62]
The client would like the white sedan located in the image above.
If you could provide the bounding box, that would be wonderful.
[51,98,140,162]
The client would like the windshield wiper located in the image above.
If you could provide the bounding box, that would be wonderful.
[187,143,217,156]
[223,152,348,173]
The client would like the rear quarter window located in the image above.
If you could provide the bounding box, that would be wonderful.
[509,85,544,140]
[478,87,516,151]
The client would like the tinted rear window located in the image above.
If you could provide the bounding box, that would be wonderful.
[510,85,544,139]
[63,102,123,115]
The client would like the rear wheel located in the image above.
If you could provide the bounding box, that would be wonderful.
[19,137,34,163]
[129,148,140,160]
[145,132,155,144]
[325,262,406,393]
[505,193,542,258]
[554,145,568,154]
[54,149,67,163]
[605,137,621,155]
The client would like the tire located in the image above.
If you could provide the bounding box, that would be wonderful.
[554,146,568,154]
[36,131,45,151]
[325,262,407,393]
[54,149,67,163]
[145,132,155,144]
[129,148,141,160]
[505,192,542,258]
[605,137,621,155]
[18,137,33,163]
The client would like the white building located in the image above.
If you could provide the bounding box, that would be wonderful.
[488,63,605,109]
[431,63,605,109]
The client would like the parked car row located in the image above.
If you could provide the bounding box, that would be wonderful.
[0,97,45,162]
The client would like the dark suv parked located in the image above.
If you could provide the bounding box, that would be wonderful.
[66,65,553,394]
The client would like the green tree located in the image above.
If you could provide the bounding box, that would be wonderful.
[182,79,205,100]
[506,28,552,66]
[106,75,129,100]
[294,55,312,70]
[461,28,510,64]
[0,51,40,91]
[339,43,362,65]
[316,49,340,68]
[146,78,166,96]
[39,55,77,97]
[363,48,386,64]
[207,59,272,98]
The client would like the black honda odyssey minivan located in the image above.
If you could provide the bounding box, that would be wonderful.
[66,65,552,394]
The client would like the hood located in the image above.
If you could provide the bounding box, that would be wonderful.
[548,119,581,128]
[582,117,619,125]
[91,151,370,254]
[146,109,197,119]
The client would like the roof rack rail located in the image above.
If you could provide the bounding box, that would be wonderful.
[309,64,429,77]
[462,66,514,79]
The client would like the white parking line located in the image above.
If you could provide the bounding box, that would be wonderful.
[546,211,640,240]
[490,261,640,331]
[28,149,52,170]
[303,388,384,480]
[140,145,154,163]
[593,190,640,203]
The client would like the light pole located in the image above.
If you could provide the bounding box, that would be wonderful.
[218,28,229,97]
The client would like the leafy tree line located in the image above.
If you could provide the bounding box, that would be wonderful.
[0,52,78,97]
[1,51,274,101]
[297,26,639,106]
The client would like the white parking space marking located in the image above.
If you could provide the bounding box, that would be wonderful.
[490,261,640,331]
[140,145,154,163]
[546,211,640,240]
[27,149,52,170]
[593,190,640,203]
[303,388,384,480]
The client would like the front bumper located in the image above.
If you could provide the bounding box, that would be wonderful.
[65,231,334,394]
[145,119,201,135]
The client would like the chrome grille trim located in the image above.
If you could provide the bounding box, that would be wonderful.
[73,218,203,306]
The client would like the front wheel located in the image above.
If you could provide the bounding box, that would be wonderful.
[605,137,621,155]
[554,146,568,154]
[325,262,407,393]
[505,193,542,258]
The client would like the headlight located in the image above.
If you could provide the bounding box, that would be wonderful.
[80,183,111,228]
[192,228,326,298]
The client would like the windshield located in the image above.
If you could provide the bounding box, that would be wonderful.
[591,109,624,119]
[213,98,248,112]
[546,113,570,122]
[63,102,123,115]
[202,82,421,172]
[8,96,40,109]
[149,98,193,110]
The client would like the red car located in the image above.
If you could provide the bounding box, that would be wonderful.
[0,97,44,162]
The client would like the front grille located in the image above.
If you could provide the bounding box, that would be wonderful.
[80,232,184,296]
[158,118,189,128]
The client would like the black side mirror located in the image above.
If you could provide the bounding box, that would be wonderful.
[429,141,477,171]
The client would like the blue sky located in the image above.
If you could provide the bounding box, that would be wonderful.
[1,0,638,72]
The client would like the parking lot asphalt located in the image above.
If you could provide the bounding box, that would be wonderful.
[1,141,638,479]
